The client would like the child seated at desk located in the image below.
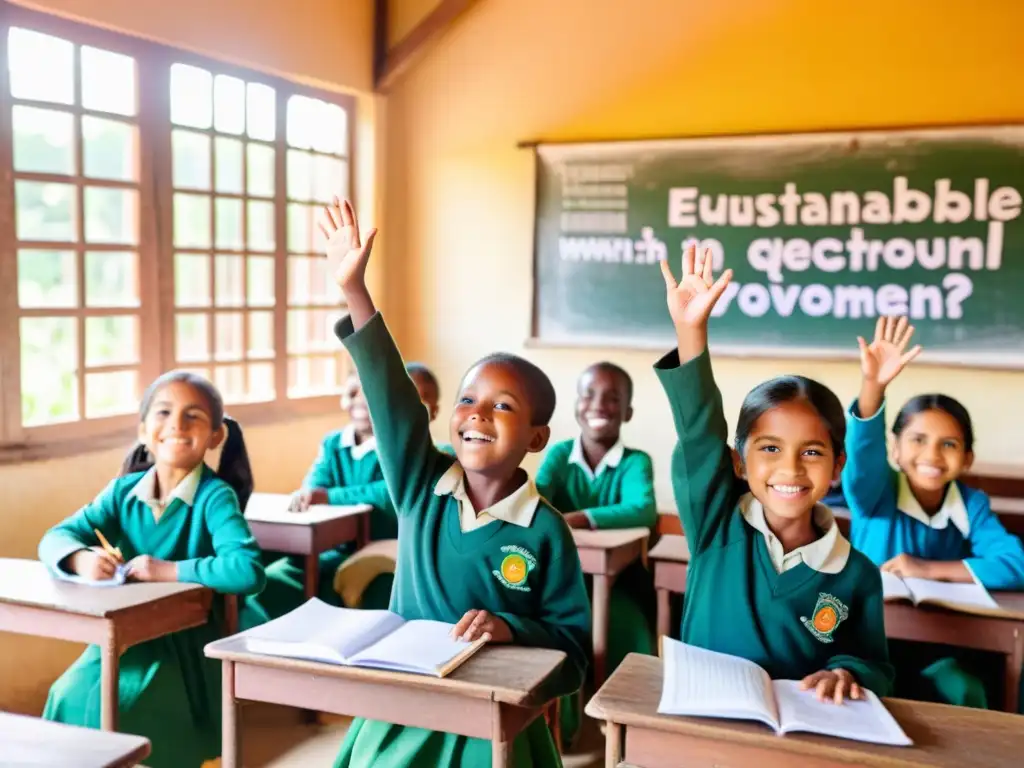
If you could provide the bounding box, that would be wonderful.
[38,371,266,768]
[407,361,455,456]
[655,246,893,704]
[843,316,1024,709]
[323,197,590,768]
[261,372,398,617]
[536,361,656,741]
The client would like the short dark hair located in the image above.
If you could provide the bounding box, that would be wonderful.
[465,353,556,426]
[584,361,633,405]
[406,362,439,394]
[893,394,974,453]
[735,375,846,458]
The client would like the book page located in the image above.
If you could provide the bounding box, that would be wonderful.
[880,571,911,601]
[349,619,475,676]
[657,638,778,729]
[903,578,1000,613]
[52,563,128,588]
[243,598,404,664]
[773,680,912,746]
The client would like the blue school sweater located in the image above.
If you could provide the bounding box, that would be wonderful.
[842,401,1024,590]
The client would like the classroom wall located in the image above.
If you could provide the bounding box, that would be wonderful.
[383,0,1024,495]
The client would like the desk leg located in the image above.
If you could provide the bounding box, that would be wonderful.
[100,622,119,731]
[656,587,670,644]
[1004,627,1023,713]
[491,701,510,768]
[304,552,318,601]
[592,573,610,689]
[221,660,239,768]
[605,721,622,768]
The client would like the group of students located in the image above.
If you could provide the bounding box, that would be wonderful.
[34,197,1024,768]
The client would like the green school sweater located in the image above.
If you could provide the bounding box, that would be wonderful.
[38,466,265,768]
[655,348,893,695]
[535,438,657,529]
[331,312,591,768]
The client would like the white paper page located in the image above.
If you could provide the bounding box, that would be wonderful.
[773,680,912,746]
[243,598,404,664]
[903,577,1000,612]
[52,563,128,588]
[880,571,912,601]
[657,638,778,729]
[349,619,473,676]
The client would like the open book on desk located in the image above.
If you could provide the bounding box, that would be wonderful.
[881,571,1003,616]
[240,598,485,678]
[658,638,911,746]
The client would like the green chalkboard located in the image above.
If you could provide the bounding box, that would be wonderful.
[530,127,1024,367]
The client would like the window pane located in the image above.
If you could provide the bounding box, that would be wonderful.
[85,315,138,366]
[12,106,74,175]
[286,95,315,149]
[248,362,275,401]
[286,150,313,201]
[170,63,212,128]
[174,193,211,248]
[172,130,211,190]
[16,181,76,242]
[215,198,243,250]
[246,83,275,141]
[84,187,138,245]
[289,256,338,305]
[247,143,275,197]
[214,137,244,193]
[287,309,334,353]
[288,354,339,398]
[313,155,346,203]
[82,117,137,181]
[86,370,138,417]
[215,365,247,405]
[213,74,245,134]
[287,203,316,253]
[215,254,244,307]
[247,200,274,251]
[318,103,348,155]
[81,47,136,116]
[18,250,76,308]
[20,316,77,426]
[176,313,210,362]
[215,312,244,361]
[247,256,274,306]
[85,251,138,307]
[248,311,274,358]
[9,28,74,105]
[175,253,211,307]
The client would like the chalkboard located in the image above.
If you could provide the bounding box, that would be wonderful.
[530,126,1024,367]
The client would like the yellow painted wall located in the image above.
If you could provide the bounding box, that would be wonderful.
[383,0,1024,496]
[387,0,441,48]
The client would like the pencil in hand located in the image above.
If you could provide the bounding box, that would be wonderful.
[94,528,123,563]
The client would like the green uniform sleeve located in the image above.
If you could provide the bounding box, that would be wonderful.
[176,484,266,595]
[304,433,341,490]
[653,348,740,555]
[534,442,569,506]
[335,313,451,517]
[38,479,124,573]
[326,479,391,510]
[825,568,894,696]
[584,451,657,529]
[495,522,592,697]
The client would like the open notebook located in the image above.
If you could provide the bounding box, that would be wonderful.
[53,564,128,588]
[881,572,1002,616]
[241,598,486,678]
[658,638,911,746]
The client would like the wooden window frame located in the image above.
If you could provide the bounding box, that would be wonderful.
[0,2,356,464]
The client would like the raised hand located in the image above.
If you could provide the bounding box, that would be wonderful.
[857,316,922,388]
[319,197,377,294]
[660,244,733,330]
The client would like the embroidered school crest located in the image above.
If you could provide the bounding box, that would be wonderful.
[492,545,537,592]
[800,593,849,643]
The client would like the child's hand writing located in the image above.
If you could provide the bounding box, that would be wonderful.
[881,552,933,580]
[289,488,329,512]
[68,547,121,580]
[799,668,862,704]
[857,316,922,388]
[450,609,513,643]
[562,512,592,530]
[125,555,177,583]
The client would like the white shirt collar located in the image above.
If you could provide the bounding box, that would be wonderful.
[568,436,625,481]
[739,493,851,575]
[341,424,377,461]
[896,474,970,536]
[434,463,540,531]
[130,463,204,508]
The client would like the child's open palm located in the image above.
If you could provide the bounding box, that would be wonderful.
[660,245,733,330]
[319,197,377,292]
[857,316,922,387]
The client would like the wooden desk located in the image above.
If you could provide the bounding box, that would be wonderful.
[205,635,567,768]
[245,492,371,600]
[0,558,212,732]
[963,462,1024,499]
[587,653,1023,768]
[990,496,1024,539]
[573,527,650,688]
[0,711,151,767]
[648,535,689,640]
